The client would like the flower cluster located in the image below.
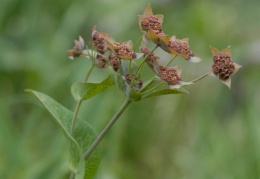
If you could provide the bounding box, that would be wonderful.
[108,41,137,60]
[67,3,241,92]
[32,4,243,179]
[124,74,143,89]
[210,46,241,88]
[141,45,159,70]
[67,36,85,60]
[138,4,200,63]
[92,26,110,54]
[157,66,182,85]
[108,53,120,71]
[212,53,235,80]
[68,26,141,71]
[168,39,194,58]
[139,14,164,36]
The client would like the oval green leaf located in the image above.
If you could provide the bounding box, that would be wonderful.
[25,89,101,179]
[71,75,115,101]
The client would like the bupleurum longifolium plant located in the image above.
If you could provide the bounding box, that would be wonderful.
[26,4,241,179]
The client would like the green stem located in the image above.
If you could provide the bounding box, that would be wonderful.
[133,36,143,51]
[141,81,164,95]
[128,59,132,74]
[84,99,131,160]
[131,45,158,88]
[140,77,155,93]
[70,64,95,135]
[191,72,210,83]
[140,51,176,93]
[84,64,95,82]
[69,64,95,178]
[70,100,82,135]
[166,55,178,66]
[128,36,144,74]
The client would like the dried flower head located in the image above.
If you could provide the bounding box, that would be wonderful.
[67,36,85,60]
[107,40,137,60]
[160,36,201,63]
[210,46,241,88]
[124,74,143,89]
[109,53,120,71]
[138,4,164,34]
[141,45,159,71]
[92,26,111,54]
[157,65,182,85]
[156,65,193,89]
[138,4,168,45]
[95,54,108,69]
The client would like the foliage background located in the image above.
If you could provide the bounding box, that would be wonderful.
[1,0,260,178]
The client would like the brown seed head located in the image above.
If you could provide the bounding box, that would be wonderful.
[168,39,194,59]
[158,66,182,85]
[212,53,235,80]
[141,47,159,68]
[92,31,107,54]
[96,54,107,68]
[124,74,143,89]
[113,42,137,59]
[109,53,120,71]
[141,16,163,34]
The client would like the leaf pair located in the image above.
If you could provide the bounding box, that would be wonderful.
[26,76,115,179]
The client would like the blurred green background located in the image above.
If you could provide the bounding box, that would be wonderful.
[1,0,260,178]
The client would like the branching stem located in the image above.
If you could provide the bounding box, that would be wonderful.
[131,45,158,88]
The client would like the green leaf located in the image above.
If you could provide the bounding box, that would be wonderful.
[25,89,101,179]
[115,72,126,94]
[141,78,189,99]
[71,75,115,101]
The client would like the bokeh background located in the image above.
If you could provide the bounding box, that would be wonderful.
[1,0,260,178]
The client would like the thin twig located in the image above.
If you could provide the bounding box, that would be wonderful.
[191,72,210,83]
[130,45,159,88]
[70,64,95,135]
[166,55,178,66]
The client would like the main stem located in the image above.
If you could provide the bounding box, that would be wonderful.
[84,99,131,160]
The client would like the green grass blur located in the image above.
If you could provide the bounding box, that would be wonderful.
[1,0,260,178]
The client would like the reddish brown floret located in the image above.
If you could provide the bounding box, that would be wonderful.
[212,53,235,80]
[92,32,107,54]
[124,74,143,89]
[67,49,82,58]
[141,47,159,68]
[96,55,107,68]
[109,53,120,71]
[67,37,85,59]
[168,39,194,59]
[113,42,137,59]
[158,66,182,85]
[141,16,163,34]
